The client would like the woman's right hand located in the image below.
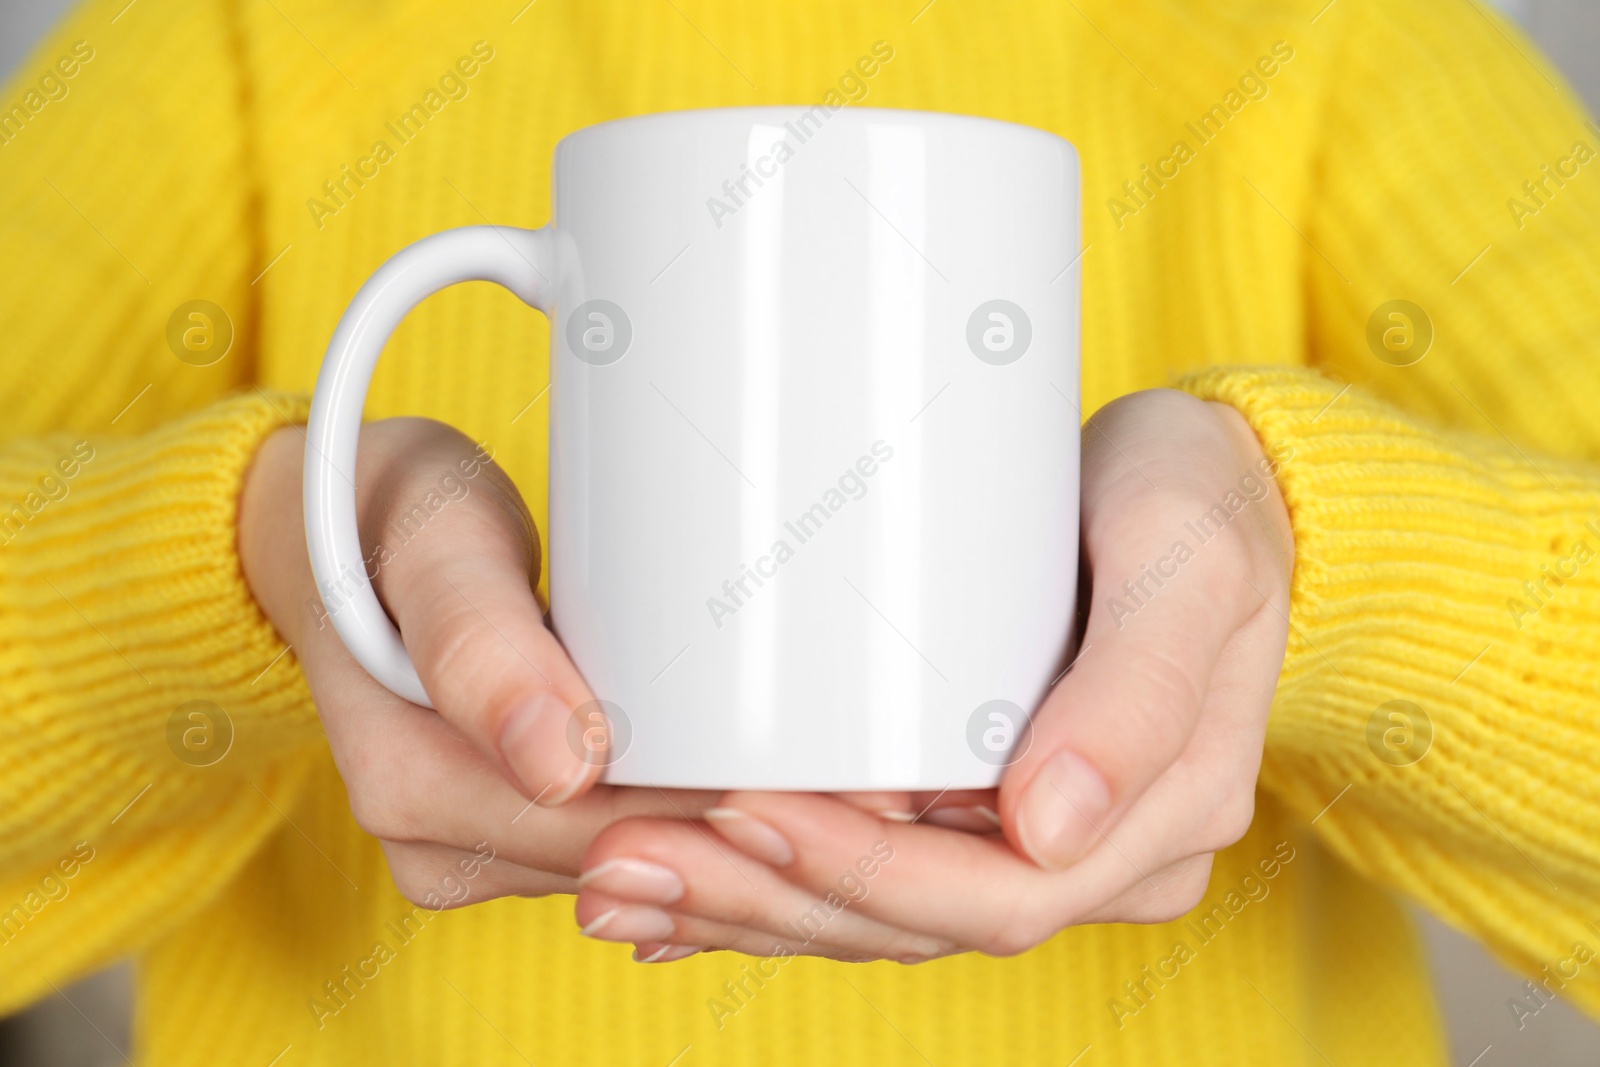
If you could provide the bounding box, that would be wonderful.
[239,417,717,910]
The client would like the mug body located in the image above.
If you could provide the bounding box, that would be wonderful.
[547,106,1080,790]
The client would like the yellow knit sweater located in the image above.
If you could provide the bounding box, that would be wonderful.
[2,0,1598,1063]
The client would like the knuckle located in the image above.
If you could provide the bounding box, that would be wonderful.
[979,927,1033,959]
[411,602,485,687]
[347,785,411,841]
[1104,856,1216,926]
[409,602,555,738]
[891,938,960,965]
[391,874,440,911]
[859,924,930,964]
[1117,644,1204,741]
[1149,869,1212,924]
[1202,792,1257,853]
[414,609,513,713]
[382,849,448,911]
[343,757,423,842]
[981,905,1056,958]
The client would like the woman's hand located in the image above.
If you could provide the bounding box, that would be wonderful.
[240,418,714,909]
[571,390,1294,962]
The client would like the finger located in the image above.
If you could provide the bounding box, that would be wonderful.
[576,889,844,962]
[298,628,717,873]
[911,789,1001,832]
[1076,853,1214,926]
[627,944,705,964]
[629,915,942,964]
[693,628,1273,955]
[1000,398,1273,869]
[577,818,952,962]
[579,892,941,965]
[712,769,1236,953]
[380,840,575,907]
[831,791,915,821]
[700,792,1167,956]
[998,551,1217,869]
[365,424,603,806]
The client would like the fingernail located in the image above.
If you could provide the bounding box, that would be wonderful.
[705,808,794,866]
[633,944,702,963]
[577,858,685,905]
[580,905,675,942]
[923,805,1003,833]
[499,693,583,805]
[877,809,916,823]
[1017,750,1112,870]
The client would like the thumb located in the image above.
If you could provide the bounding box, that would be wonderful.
[999,498,1256,870]
[370,448,606,807]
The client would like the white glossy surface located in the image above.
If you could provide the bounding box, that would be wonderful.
[309,106,1081,790]
[305,226,554,707]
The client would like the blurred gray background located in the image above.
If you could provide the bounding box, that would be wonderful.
[2,1,1599,1064]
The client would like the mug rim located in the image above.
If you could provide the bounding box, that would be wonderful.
[556,104,1074,154]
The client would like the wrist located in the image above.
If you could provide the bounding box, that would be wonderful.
[238,424,317,647]
[1205,400,1295,596]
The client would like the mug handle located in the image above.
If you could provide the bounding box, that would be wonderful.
[304,225,556,708]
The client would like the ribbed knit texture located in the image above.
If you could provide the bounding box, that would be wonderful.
[0,0,1596,1063]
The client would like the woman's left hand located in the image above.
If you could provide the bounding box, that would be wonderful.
[572,390,1295,964]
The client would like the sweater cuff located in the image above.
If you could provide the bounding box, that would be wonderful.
[1172,366,1598,760]
[0,390,320,856]
[1172,367,1600,996]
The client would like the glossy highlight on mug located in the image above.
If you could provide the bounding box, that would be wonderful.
[306,106,1082,791]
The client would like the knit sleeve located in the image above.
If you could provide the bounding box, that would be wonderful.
[0,394,327,1010]
[1180,0,1600,1018]
[0,0,324,1008]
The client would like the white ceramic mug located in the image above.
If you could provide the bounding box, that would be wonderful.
[306,106,1081,791]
